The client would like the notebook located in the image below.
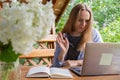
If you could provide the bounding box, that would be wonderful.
[69,43,120,76]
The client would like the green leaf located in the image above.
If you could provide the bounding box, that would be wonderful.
[0,43,20,63]
[0,41,3,47]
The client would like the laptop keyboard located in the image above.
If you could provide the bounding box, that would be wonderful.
[72,67,81,72]
[69,66,82,75]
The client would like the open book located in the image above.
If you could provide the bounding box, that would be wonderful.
[26,66,73,78]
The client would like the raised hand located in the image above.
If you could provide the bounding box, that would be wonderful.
[57,32,69,54]
[57,32,69,61]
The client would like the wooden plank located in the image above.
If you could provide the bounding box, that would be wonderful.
[53,0,71,23]
[27,59,37,66]
[38,35,57,42]
[19,49,55,58]
[42,58,52,66]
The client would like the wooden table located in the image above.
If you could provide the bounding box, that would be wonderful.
[21,66,120,80]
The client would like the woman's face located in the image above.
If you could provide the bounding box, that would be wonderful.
[74,10,90,33]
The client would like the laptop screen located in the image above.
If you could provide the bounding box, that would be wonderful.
[70,43,120,76]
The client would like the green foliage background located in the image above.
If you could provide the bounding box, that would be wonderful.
[56,0,120,42]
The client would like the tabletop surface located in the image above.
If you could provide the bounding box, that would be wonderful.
[21,66,120,80]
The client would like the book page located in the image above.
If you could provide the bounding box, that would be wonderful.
[26,66,50,77]
[50,67,73,78]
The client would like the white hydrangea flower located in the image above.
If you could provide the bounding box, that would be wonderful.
[0,0,56,54]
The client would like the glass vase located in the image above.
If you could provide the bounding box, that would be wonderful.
[0,59,21,80]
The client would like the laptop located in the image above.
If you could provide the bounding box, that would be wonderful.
[69,43,120,76]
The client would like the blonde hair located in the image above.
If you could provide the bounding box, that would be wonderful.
[62,3,93,51]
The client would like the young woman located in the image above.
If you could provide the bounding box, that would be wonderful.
[52,3,103,67]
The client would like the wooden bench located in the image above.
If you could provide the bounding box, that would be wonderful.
[19,35,57,67]
[19,49,55,67]
[38,34,57,49]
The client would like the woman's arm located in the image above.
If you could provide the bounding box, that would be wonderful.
[51,33,69,67]
[92,28,103,42]
[58,51,66,62]
[57,33,69,62]
[63,51,84,67]
[51,42,63,67]
[63,60,83,67]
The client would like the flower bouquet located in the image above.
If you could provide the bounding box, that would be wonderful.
[0,0,55,80]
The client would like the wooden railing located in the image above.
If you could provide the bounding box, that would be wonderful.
[19,34,57,67]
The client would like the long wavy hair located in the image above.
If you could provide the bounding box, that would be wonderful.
[62,3,93,51]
